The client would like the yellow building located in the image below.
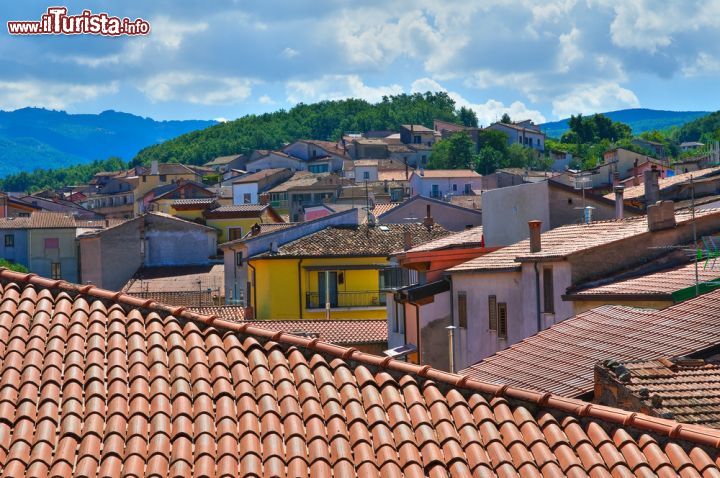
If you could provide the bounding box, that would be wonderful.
[135,162,202,215]
[245,223,450,320]
[204,204,283,243]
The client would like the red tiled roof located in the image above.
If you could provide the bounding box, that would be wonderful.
[0,211,108,229]
[450,208,720,272]
[414,169,481,178]
[0,270,719,476]
[402,226,484,254]
[568,261,720,298]
[597,357,720,427]
[370,202,399,217]
[606,166,720,200]
[461,290,720,397]
[265,223,451,257]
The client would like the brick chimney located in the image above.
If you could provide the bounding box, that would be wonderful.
[423,204,434,228]
[644,165,660,206]
[612,171,621,187]
[403,229,413,251]
[528,220,542,252]
[647,200,676,231]
[614,186,624,220]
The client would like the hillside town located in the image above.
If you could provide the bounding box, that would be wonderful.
[4,111,720,474]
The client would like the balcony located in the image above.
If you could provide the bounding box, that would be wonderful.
[305,290,386,309]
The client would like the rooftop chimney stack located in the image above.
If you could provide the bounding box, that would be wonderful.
[614,186,624,220]
[423,204,434,229]
[528,220,542,253]
[647,201,676,231]
[151,160,159,176]
[644,166,660,206]
[403,229,413,251]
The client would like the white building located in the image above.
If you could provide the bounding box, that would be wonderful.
[408,170,482,199]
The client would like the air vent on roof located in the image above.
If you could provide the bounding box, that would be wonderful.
[378,225,389,231]
[383,343,417,358]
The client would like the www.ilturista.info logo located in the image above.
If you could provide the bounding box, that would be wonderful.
[7,7,150,36]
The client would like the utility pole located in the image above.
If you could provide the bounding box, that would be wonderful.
[691,175,699,297]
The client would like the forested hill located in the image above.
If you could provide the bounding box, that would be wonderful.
[541,108,709,138]
[0,108,215,177]
[132,92,477,166]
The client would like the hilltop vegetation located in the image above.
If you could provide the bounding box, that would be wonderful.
[132,92,477,166]
[0,157,127,193]
[541,108,709,138]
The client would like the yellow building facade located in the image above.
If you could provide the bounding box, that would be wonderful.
[249,256,389,320]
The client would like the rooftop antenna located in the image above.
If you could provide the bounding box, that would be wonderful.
[572,170,593,223]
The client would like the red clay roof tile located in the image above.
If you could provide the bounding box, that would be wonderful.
[0,269,716,476]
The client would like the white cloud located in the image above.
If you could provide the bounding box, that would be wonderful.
[151,17,209,49]
[140,73,252,104]
[557,27,583,72]
[281,47,299,59]
[682,52,720,76]
[552,82,640,117]
[286,75,403,104]
[258,95,275,104]
[214,117,229,122]
[410,77,546,125]
[0,80,118,110]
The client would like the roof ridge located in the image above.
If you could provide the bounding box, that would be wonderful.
[1,267,719,449]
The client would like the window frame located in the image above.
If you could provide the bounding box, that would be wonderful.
[4,234,14,247]
[457,291,467,329]
[497,302,508,339]
[543,267,555,314]
[51,262,61,280]
[488,295,497,331]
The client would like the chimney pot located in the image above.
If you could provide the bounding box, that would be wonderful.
[423,204,434,228]
[643,169,660,206]
[151,160,159,176]
[528,220,542,253]
[614,186,624,220]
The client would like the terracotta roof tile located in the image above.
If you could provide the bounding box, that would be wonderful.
[450,208,720,272]
[402,225,483,254]
[462,289,720,397]
[0,270,716,475]
[265,223,451,257]
[598,357,720,427]
[414,169,482,178]
[606,166,720,200]
[370,202,400,217]
[569,261,720,298]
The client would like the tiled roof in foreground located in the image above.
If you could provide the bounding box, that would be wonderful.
[462,290,720,398]
[0,270,719,476]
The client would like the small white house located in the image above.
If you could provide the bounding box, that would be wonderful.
[409,170,482,199]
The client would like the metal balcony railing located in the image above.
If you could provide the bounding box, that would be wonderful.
[305,290,386,309]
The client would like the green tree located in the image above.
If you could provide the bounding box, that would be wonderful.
[427,132,476,170]
[458,107,479,127]
[500,113,512,124]
[477,129,509,153]
[476,146,503,174]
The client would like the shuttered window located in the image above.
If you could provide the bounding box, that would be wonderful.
[488,295,497,331]
[497,303,508,339]
[543,267,555,313]
[458,292,467,329]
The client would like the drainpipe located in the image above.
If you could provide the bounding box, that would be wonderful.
[533,262,542,333]
[297,259,304,320]
[248,261,257,318]
[410,301,421,364]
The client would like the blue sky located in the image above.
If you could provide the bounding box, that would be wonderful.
[2,1,720,123]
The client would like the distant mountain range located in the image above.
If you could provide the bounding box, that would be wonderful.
[0,108,216,177]
[540,108,710,138]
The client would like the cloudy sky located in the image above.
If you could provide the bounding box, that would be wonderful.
[2,1,720,123]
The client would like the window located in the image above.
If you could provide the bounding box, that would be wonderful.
[543,267,555,313]
[51,262,61,280]
[44,238,59,250]
[497,303,508,338]
[464,184,472,194]
[229,228,244,241]
[413,135,421,144]
[235,251,243,266]
[4,235,13,247]
[142,176,147,183]
[159,175,167,182]
[452,184,458,192]
[421,155,427,165]
[18,213,30,217]
[488,295,497,330]
[457,292,467,329]
[243,193,252,204]
[398,303,405,334]
[363,171,370,180]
